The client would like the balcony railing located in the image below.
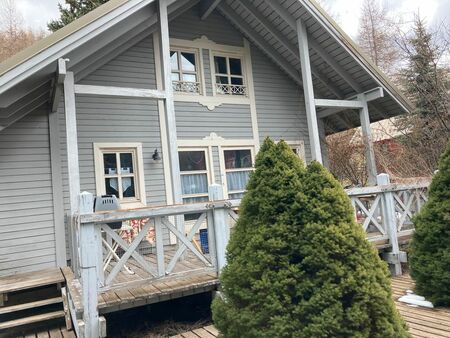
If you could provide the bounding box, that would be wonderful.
[215,83,247,96]
[172,81,201,94]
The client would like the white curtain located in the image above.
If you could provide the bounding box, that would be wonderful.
[181,174,208,195]
[227,171,250,192]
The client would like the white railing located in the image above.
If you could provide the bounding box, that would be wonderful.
[172,81,201,94]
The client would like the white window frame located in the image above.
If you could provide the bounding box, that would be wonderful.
[93,143,146,208]
[211,51,248,97]
[285,140,306,162]
[178,147,213,203]
[220,146,255,199]
[170,46,203,95]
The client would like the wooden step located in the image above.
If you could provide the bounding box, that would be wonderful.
[0,269,64,294]
[0,310,65,330]
[0,297,62,315]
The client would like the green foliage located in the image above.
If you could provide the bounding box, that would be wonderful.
[410,140,450,306]
[48,0,109,32]
[212,138,409,338]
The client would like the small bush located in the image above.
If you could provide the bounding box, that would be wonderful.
[212,138,409,337]
[410,140,450,306]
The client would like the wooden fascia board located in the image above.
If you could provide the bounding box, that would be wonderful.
[74,84,166,99]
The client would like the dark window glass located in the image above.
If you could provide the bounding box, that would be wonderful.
[229,58,242,75]
[216,76,229,84]
[179,151,207,171]
[214,56,227,74]
[105,178,119,197]
[231,77,243,85]
[122,177,135,198]
[181,52,196,72]
[103,154,117,175]
[224,150,252,169]
[120,153,134,174]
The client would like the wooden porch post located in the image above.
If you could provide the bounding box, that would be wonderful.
[208,184,229,271]
[79,192,102,338]
[377,174,402,275]
[157,0,184,231]
[358,94,377,185]
[296,19,322,163]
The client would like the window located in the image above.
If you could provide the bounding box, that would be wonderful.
[287,141,306,162]
[94,143,146,208]
[171,48,201,94]
[223,148,253,199]
[179,150,211,204]
[213,55,247,96]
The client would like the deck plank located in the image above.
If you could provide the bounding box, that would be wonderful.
[0,268,64,294]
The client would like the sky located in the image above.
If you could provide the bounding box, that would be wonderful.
[8,0,450,37]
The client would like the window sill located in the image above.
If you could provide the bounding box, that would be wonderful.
[118,200,147,210]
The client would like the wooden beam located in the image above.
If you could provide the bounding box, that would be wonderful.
[297,19,322,163]
[64,71,81,215]
[238,0,344,98]
[315,99,364,109]
[74,84,166,99]
[158,0,183,208]
[51,58,67,112]
[359,94,377,185]
[218,3,303,88]
[200,0,222,20]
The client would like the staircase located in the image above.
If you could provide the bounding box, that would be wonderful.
[0,268,71,335]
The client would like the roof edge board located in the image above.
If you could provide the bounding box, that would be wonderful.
[0,0,158,95]
[299,0,413,114]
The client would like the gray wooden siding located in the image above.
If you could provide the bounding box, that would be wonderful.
[170,5,243,46]
[175,102,253,140]
[212,147,222,185]
[251,45,312,160]
[0,109,56,276]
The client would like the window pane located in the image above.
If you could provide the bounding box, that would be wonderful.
[231,77,243,85]
[181,174,208,195]
[179,151,207,171]
[182,73,197,82]
[120,153,134,174]
[227,171,250,192]
[229,58,242,75]
[214,56,227,74]
[122,177,136,198]
[171,72,180,81]
[229,192,245,200]
[103,153,117,175]
[170,51,179,70]
[216,76,229,84]
[224,150,252,169]
[183,196,209,204]
[181,52,196,72]
[105,178,119,197]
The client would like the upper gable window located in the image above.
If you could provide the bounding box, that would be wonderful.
[213,55,247,96]
[171,48,201,94]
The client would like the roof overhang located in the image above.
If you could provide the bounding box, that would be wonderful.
[0,0,412,133]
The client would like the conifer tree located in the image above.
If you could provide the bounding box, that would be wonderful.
[48,0,109,32]
[212,139,409,337]
[409,141,450,306]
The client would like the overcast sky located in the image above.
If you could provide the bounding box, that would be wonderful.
[11,0,450,37]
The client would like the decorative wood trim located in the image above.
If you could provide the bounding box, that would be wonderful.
[170,36,244,53]
[74,84,166,99]
[48,109,67,267]
[177,133,256,147]
[200,0,223,20]
[173,94,250,110]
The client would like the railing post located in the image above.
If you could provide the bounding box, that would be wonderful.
[208,184,230,272]
[79,192,101,338]
[377,174,402,276]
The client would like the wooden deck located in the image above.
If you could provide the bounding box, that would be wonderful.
[64,247,219,316]
[172,275,450,338]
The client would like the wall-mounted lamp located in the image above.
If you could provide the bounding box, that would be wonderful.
[152,149,161,161]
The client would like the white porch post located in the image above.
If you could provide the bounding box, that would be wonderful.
[64,71,81,214]
[158,0,184,238]
[296,19,322,163]
[358,95,377,185]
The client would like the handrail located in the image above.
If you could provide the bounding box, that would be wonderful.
[78,199,241,224]
[345,181,430,196]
